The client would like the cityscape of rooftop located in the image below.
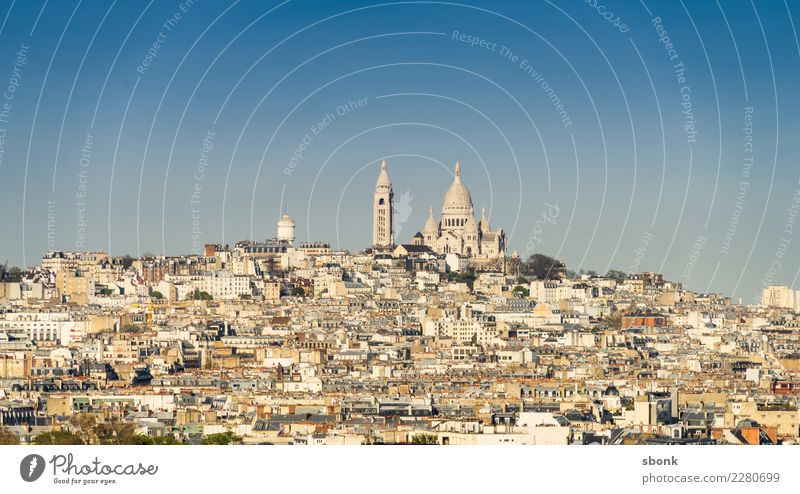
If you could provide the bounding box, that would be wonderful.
[0,1,797,304]
[2,0,800,476]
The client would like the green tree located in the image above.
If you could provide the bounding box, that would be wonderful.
[447,268,477,290]
[291,286,305,297]
[512,285,530,297]
[7,266,22,281]
[70,413,99,444]
[201,431,242,445]
[520,254,565,280]
[32,430,84,445]
[120,255,135,270]
[120,324,145,334]
[0,262,23,282]
[605,270,627,284]
[135,435,182,445]
[187,290,213,301]
[150,290,164,300]
[411,433,438,445]
[95,420,139,445]
[99,288,113,296]
[0,426,20,444]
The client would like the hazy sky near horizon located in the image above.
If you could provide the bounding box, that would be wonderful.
[0,0,798,302]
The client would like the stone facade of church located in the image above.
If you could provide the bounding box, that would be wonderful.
[414,162,506,260]
[372,160,506,260]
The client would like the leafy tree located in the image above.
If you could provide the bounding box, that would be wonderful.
[512,285,530,297]
[447,267,477,290]
[520,254,565,280]
[32,430,84,445]
[602,311,624,330]
[120,255,135,270]
[238,293,251,300]
[135,435,183,445]
[0,262,22,282]
[0,426,20,444]
[187,290,213,301]
[99,288,113,296]
[150,290,164,300]
[61,414,147,445]
[201,431,242,445]
[7,266,21,281]
[291,286,305,297]
[70,413,99,444]
[121,324,145,334]
[411,433,438,445]
[605,270,627,284]
[95,420,139,445]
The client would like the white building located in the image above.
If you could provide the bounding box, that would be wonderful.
[277,212,296,244]
[372,160,394,248]
[761,285,798,310]
[416,162,506,260]
[0,311,89,345]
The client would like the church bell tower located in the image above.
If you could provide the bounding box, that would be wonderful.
[372,160,394,249]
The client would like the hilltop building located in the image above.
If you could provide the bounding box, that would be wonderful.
[414,162,506,261]
[372,160,394,249]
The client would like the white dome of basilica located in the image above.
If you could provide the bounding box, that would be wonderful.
[442,162,473,213]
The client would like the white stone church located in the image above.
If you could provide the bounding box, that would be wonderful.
[373,160,506,261]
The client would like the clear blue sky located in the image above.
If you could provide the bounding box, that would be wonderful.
[0,0,798,302]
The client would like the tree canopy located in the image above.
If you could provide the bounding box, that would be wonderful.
[605,270,627,283]
[201,431,242,445]
[512,285,530,297]
[411,433,438,445]
[187,290,213,301]
[32,430,84,445]
[520,254,566,280]
[0,426,20,445]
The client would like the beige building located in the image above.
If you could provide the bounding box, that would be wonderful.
[56,269,93,302]
[761,285,797,310]
[725,402,799,438]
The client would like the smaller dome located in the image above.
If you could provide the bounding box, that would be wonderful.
[603,385,619,396]
[424,207,438,234]
[277,211,296,243]
[278,213,295,227]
